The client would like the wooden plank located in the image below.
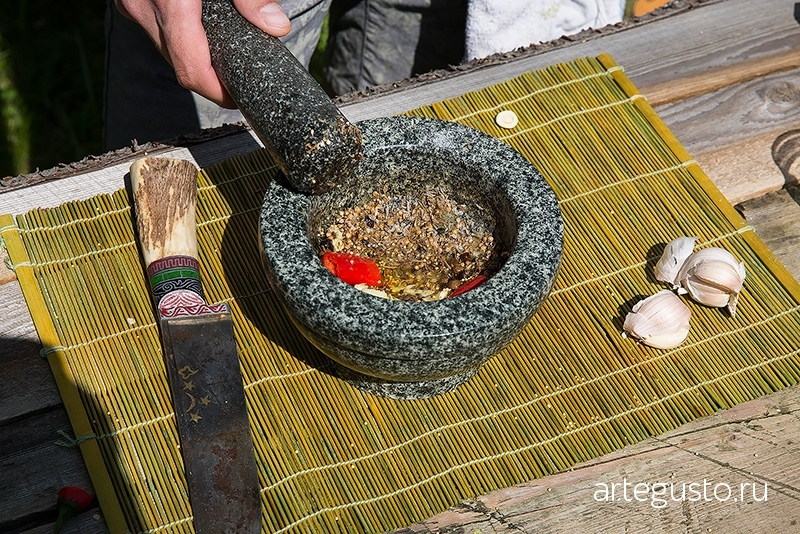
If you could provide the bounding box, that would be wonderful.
[0,335,59,422]
[0,282,54,421]
[0,129,262,216]
[393,384,800,534]
[736,188,800,282]
[15,513,107,534]
[658,67,800,204]
[0,409,98,530]
[644,51,800,107]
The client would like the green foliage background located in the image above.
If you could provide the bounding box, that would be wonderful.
[0,1,106,179]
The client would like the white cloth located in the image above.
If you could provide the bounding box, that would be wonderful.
[464,0,625,61]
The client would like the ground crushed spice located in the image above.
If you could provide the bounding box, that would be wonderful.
[319,187,504,301]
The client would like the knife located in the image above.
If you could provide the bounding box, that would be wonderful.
[130,156,261,534]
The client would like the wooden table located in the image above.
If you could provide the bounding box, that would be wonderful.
[3,0,799,531]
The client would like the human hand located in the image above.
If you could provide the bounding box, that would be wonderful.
[115,0,291,108]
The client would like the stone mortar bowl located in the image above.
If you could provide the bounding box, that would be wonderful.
[259,116,563,399]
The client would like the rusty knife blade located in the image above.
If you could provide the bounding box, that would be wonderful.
[160,309,261,534]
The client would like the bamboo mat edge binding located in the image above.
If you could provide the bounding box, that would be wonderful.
[0,212,130,533]
[3,54,800,533]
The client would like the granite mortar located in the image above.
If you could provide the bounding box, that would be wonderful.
[259,116,563,399]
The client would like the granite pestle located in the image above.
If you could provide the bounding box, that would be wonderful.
[202,0,363,193]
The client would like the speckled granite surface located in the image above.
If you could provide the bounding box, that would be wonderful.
[259,116,563,399]
[202,0,362,193]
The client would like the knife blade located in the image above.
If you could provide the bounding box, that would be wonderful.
[130,156,261,534]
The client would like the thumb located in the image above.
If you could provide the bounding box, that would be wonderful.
[232,0,291,37]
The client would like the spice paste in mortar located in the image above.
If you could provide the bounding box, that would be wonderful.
[318,187,506,301]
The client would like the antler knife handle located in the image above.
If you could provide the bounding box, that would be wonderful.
[131,157,205,308]
[201,0,363,194]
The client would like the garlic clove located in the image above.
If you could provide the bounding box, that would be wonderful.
[681,279,731,308]
[727,292,741,317]
[639,325,691,350]
[622,289,691,349]
[655,236,697,287]
[354,283,392,299]
[676,247,743,284]
[675,247,745,316]
[690,256,744,293]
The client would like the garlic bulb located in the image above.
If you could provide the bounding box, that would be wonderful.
[654,236,697,287]
[623,290,691,349]
[675,247,746,316]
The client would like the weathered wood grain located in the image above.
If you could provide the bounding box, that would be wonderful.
[0,130,262,217]
[0,283,54,421]
[19,513,107,534]
[0,409,98,530]
[657,68,800,205]
[394,385,800,534]
[644,52,800,107]
[736,188,800,283]
[0,339,59,423]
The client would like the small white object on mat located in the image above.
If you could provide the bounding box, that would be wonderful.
[465,0,625,61]
[495,110,519,129]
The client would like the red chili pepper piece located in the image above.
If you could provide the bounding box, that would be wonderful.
[54,486,94,533]
[449,275,489,297]
[322,252,383,287]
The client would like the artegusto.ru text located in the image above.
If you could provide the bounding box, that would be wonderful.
[593,477,768,509]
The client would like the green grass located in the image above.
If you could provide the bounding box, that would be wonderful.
[0,35,30,176]
[0,1,106,179]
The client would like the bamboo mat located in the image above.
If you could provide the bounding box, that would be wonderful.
[3,54,800,534]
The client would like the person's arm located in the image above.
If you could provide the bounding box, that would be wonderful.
[115,0,291,108]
